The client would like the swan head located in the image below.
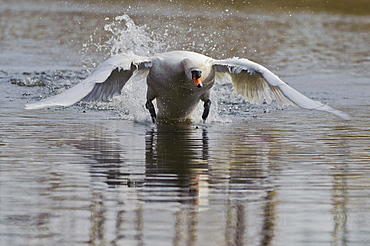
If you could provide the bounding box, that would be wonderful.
[191,70,203,88]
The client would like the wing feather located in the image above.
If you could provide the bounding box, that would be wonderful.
[213,58,351,120]
[82,67,133,101]
[25,53,152,109]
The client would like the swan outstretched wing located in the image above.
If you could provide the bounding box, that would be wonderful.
[25,53,152,109]
[213,58,351,120]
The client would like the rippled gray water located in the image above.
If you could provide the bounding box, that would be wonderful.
[1,0,370,245]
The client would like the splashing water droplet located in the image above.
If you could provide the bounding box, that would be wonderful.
[81,14,165,69]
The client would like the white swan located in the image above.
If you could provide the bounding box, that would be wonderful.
[25,51,351,122]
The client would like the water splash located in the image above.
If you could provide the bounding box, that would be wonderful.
[79,14,165,122]
[104,15,165,56]
[114,70,151,123]
[82,14,165,68]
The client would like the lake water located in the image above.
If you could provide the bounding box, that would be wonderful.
[1,0,370,245]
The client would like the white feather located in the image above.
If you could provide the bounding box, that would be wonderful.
[213,58,351,119]
[25,53,151,110]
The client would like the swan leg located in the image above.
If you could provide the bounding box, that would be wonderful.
[145,99,157,123]
[202,99,211,122]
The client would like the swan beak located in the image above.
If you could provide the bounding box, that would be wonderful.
[194,77,203,88]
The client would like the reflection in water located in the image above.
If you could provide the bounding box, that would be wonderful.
[65,122,280,245]
[209,127,280,246]
[145,124,209,204]
[145,124,209,245]
[332,168,349,246]
[66,123,211,244]
[69,135,125,187]
[65,130,125,245]
[328,129,350,246]
[3,108,369,245]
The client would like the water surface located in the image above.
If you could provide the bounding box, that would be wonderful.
[1,0,370,245]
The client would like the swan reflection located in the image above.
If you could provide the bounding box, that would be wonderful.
[64,121,352,246]
[145,123,209,204]
[68,123,210,204]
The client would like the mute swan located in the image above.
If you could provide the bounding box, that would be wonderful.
[25,51,351,122]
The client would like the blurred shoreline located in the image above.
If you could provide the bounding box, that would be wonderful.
[2,0,370,15]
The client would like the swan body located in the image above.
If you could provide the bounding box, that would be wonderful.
[25,51,351,121]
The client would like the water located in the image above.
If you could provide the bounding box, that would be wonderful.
[1,0,370,245]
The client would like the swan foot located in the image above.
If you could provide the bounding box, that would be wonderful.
[145,99,157,123]
[202,99,211,122]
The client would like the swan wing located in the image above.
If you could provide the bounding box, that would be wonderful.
[25,53,152,109]
[213,58,351,120]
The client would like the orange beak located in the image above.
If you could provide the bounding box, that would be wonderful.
[193,76,203,88]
